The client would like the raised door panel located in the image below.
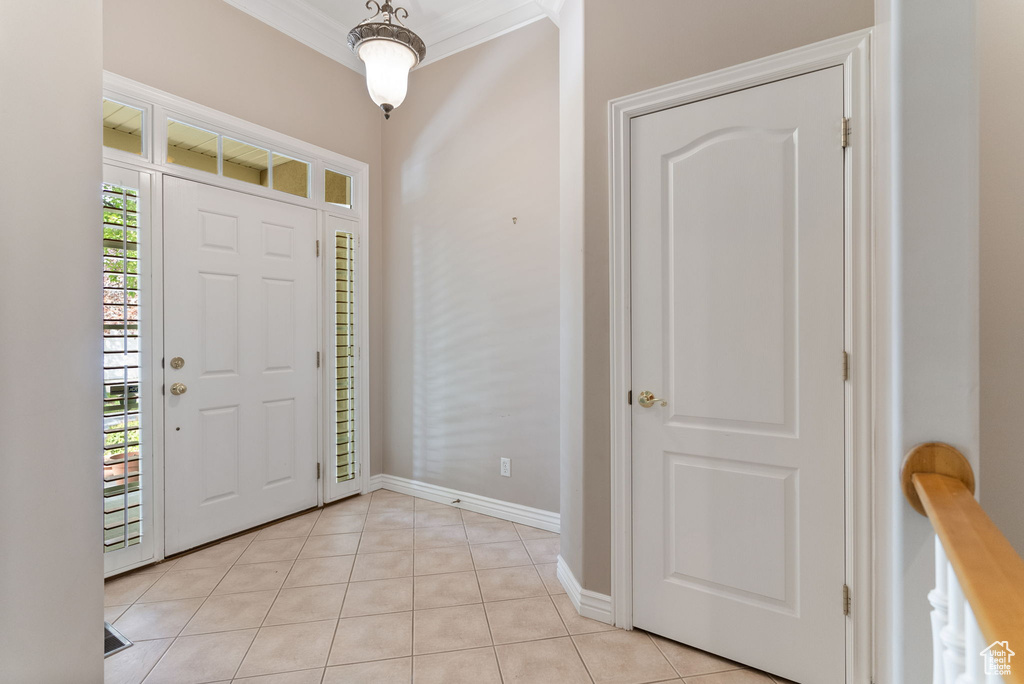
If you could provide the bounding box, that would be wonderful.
[262,278,296,372]
[199,273,240,377]
[666,130,795,434]
[199,406,240,505]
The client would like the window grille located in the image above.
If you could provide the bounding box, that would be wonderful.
[336,233,356,482]
[102,183,142,551]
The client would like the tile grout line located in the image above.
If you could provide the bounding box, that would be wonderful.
[119,524,269,683]
[645,634,752,680]
[321,615,343,679]
[231,663,330,683]
[567,632,600,684]
[227,508,322,681]
[468,524,504,684]
[476,513,508,684]
[516,516,595,684]
[319,493,372,679]
[629,631,680,683]
[410,502,417,669]
[646,635,685,681]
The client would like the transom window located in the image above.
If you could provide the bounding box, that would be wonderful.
[326,169,353,208]
[166,120,313,199]
[101,97,356,209]
[103,99,145,156]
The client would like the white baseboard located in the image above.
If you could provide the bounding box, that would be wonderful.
[374,474,559,533]
[367,473,384,492]
[557,555,613,624]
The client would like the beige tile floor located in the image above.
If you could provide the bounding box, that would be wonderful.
[104,489,795,684]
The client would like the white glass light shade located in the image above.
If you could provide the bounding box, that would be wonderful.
[358,40,416,111]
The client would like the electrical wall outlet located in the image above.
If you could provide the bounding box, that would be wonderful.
[500,457,511,477]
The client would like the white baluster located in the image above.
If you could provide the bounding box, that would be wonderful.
[957,602,984,684]
[942,558,967,684]
[931,539,950,684]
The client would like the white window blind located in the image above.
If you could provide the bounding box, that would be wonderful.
[103,183,142,551]
[336,232,356,482]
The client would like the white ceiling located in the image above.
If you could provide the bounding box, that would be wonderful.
[222,0,563,73]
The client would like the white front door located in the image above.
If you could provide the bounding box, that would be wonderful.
[630,67,846,683]
[163,177,319,555]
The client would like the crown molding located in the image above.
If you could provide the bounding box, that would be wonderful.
[534,0,565,27]
[223,0,365,73]
[419,1,549,67]
[222,0,561,73]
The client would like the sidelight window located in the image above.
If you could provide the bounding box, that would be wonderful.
[102,183,143,551]
[335,232,356,482]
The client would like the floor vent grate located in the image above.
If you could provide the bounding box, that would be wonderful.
[104,622,132,658]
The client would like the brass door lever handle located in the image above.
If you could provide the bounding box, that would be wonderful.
[637,391,667,408]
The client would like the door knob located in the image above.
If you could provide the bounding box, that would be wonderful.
[637,391,667,408]
[170,382,188,396]
[170,356,185,369]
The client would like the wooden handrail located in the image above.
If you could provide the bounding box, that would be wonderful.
[902,444,1024,683]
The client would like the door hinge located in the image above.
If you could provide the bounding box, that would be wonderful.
[843,584,851,616]
[317,351,321,368]
[842,351,850,382]
[841,117,851,148]
[316,239,320,257]
[317,462,321,480]
[627,390,633,405]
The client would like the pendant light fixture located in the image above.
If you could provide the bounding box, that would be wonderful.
[348,0,426,119]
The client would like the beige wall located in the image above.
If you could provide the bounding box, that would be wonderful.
[381,20,561,512]
[103,0,387,475]
[571,0,875,594]
[0,1,104,680]
[558,0,586,582]
[980,0,1024,555]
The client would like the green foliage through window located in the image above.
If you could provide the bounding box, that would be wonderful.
[103,183,143,552]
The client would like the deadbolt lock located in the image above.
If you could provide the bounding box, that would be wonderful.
[170,356,185,369]
[170,382,188,396]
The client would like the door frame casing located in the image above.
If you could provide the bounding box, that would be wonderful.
[101,72,372,575]
[608,29,873,683]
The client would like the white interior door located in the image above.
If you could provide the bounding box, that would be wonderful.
[164,176,319,555]
[630,67,846,683]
